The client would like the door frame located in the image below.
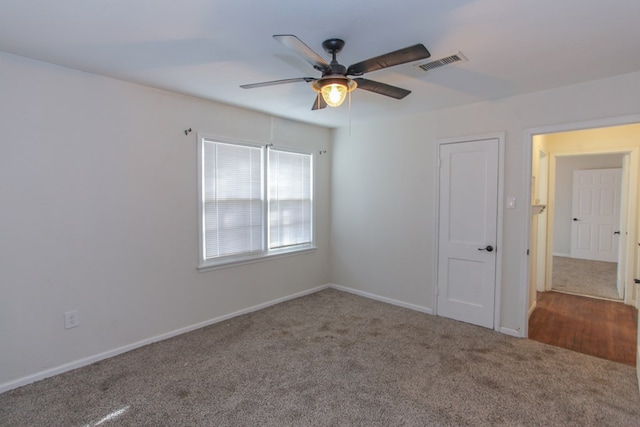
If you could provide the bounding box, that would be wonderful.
[434,132,505,331]
[522,114,640,338]
[535,150,549,293]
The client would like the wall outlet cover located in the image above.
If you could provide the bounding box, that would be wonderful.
[64,310,79,329]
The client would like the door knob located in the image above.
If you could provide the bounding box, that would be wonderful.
[478,245,494,252]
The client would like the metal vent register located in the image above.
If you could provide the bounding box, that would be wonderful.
[416,52,466,72]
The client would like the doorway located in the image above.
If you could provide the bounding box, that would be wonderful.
[524,119,640,359]
[554,162,624,300]
[531,130,638,306]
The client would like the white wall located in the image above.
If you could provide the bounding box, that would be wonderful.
[330,70,640,335]
[553,154,624,255]
[0,52,332,389]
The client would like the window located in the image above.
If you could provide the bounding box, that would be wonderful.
[198,136,314,269]
[268,149,312,250]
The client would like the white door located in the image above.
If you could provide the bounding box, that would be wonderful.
[437,138,499,329]
[570,168,621,262]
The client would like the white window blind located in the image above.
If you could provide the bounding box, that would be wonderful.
[199,135,315,268]
[202,140,263,259]
[268,149,312,249]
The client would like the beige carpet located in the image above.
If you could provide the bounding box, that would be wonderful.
[552,256,620,300]
[1,288,639,426]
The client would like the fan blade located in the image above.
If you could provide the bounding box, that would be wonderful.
[347,44,430,75]
[311,95,327,110]
[240,77,315,89]
[273,34,330,72]
[354,78,411,99]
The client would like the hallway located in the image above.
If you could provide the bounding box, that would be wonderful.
[551,256,619,300]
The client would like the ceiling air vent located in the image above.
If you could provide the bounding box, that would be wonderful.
[416,52,466,72]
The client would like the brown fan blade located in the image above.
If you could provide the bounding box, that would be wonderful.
[347,44,430,76]
[273,34,330,73]
[354,78,411,99]
[311,95,327,110]
[240,77,315,89]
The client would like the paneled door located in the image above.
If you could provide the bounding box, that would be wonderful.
[437,138,499,329]
[570,168,621,263]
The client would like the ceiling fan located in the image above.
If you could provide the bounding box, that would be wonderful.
[241,34,431,110]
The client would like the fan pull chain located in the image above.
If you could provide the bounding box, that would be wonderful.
[348,90,352,136]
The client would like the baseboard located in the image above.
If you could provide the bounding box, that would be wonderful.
[0,284,330,394]
[499,327,522,338]
[553,252,570,257]
[329,283,434,315]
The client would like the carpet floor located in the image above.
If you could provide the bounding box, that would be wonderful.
[1,288,639,426]
[552,256,620,300]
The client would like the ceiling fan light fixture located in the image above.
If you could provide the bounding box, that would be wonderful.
[312,77,357,107]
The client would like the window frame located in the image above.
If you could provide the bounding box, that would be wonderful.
[197,134,316,271]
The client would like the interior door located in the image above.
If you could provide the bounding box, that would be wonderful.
[570,168,621,263]
[437,138,499,329]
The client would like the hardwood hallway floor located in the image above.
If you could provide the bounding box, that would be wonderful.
[529,291,638,366]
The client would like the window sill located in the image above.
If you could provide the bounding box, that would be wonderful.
[197,245,317,272]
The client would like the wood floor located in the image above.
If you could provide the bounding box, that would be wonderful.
[529,291,638,366]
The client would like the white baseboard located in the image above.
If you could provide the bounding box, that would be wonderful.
[2,283,520,393]
[553,252,570,257]
[0,284,330,394]
[500,327,523,338]
[328,283,434,315]
[329,284,525,338]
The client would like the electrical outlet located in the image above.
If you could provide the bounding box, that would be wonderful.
[64,310,79,329]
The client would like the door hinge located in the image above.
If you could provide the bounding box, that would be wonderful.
[526,249,530,255]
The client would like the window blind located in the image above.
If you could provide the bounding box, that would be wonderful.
[268,149,312,249]
[203,140,263,259]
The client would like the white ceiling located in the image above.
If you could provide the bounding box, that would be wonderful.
[1,0,639,128]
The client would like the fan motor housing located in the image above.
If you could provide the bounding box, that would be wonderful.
[322,38,345,55]
[321,39,347,76]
